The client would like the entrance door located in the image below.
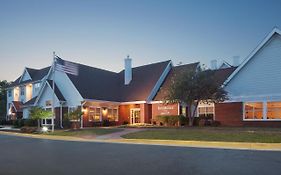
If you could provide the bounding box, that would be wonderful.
[130,108,141,124]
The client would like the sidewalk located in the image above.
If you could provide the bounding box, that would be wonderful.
[1,130,281,151]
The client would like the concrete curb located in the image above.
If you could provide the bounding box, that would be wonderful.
[1,131,281,151]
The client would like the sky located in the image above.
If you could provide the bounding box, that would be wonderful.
[0,0,281,81]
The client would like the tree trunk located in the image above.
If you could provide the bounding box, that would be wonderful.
[187,103,193,126]
[37,119,40,130]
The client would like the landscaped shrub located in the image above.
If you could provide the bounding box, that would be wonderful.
[211,121,221,127]
[178,115,188,126]
[123,121,129,125]
[0,119,13,125]
[102,119,110,127]
[156,115,180,126]
[13,119,24,128]
[21,127,37,133]
[193,117,201,126]
[23,119,37,127]
[63,117,71,129]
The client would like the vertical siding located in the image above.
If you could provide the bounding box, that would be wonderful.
[225,34,281,101]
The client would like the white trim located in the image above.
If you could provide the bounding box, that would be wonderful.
[19,67,32,83]
[147,61,173,102]
[223,27,281,87]
[120,101,147,105]
[84,99,120,104]
[242,101,281,121]
[34,81,60,107]
[149,101,164,104]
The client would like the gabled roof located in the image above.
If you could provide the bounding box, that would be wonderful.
[8,66,50,88]
[65,60,171,102]
[212,67,237,86]
[46,80,66,101]
[223,27,281,86]
[11,101,23,112]
[22,96,37,107]
[153,62,200,101]
[153,63,236,101]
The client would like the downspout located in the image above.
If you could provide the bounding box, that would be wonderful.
[60,102,63,129]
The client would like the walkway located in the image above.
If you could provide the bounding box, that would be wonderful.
[95,128,145,140]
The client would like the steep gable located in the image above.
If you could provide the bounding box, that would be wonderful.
[20,68,32,82]
[225,29,281,101]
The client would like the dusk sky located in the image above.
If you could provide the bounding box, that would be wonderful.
[0,0,280,81]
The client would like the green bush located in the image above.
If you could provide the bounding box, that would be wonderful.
[156,115,180,126]
[102,119,110,127]
[178,115,188,126]
[123,121,129,125]
[23,119,37,127]
[63,117,71,129]
[0,119,13,125]
[13,119,24,128]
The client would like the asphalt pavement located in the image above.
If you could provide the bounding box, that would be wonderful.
[0,134,281,175]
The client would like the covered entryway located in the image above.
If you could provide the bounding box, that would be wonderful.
[130,108,141,124]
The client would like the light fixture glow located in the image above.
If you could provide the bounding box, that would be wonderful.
[42,126,48,132]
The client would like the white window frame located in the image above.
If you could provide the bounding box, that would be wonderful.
[20,86,25,96]
[107,108,119,122]
[197,103,215,119]
[41,107,53,126]
[88,106,101,122]
[243,101,281,121]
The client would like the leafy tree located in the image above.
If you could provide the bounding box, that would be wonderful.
[0,80,10,119]
[29,107,52,129]
[165,66,228,126]
[64,108,83,129]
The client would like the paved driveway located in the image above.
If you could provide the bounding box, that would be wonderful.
[0,134,281,175]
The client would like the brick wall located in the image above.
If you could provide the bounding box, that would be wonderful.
[215,102,281,127]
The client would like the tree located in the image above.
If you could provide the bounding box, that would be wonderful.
[0,80,10,119]
[29,107,52,129]
[64,108,83,129]
[165,66,228,126]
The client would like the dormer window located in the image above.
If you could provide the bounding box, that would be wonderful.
[20,87,25,96]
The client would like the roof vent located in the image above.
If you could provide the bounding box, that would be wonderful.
[124,55,132,85]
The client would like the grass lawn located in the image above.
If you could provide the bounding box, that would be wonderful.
[122,127,281,143]
[46,128,124,137]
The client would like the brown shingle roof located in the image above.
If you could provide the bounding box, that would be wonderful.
[153,62,200,101]
[66,60,171,102]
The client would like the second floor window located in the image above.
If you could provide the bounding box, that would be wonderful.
[20,87,25,96]
[34,83,40,92]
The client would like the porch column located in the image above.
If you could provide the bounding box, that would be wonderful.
[140,103,151,123]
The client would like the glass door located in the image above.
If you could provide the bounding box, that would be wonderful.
[130,108,141,124]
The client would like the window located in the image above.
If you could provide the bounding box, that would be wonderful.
[108,108,118,121]
[197,104,215,118]
[46,100,52,107]
[42,119,52,125]
[20,87,25,96]
[267,102,281,120]
[88,107,101,122]
[244,102,263,120]
[8,90,12,97]
[34,83,40,92]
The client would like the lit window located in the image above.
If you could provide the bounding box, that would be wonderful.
[107,108,118,121]
[197,106,214,118]
[244,102,263,120]
[88,107,101,122]
[267,102,281,120]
